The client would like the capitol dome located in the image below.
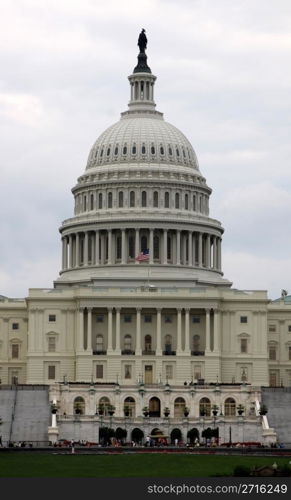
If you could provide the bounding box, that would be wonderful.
[55,43,231,289]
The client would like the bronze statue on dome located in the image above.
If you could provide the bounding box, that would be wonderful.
[138,29,147,53]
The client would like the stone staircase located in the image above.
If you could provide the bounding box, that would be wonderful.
[262,387,291,446]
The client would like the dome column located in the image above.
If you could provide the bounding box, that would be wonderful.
[121,229,126,264]
[115,307,121,354]
[205,308,211,353]
[188,231,192,266]
[75,233,80,267]
[163,229,167,265]
[149,228,154,264]
[108,229,112,265]
[176,230,181,265]
[217,238,222,271]
[135,229,140,264]
[213,237,217,269]
[69,235,73,268]
[206,234,211,268]
[107,307,113,354]
[95,230,99,265]
[198,233,203,268]
[84,232,89,266]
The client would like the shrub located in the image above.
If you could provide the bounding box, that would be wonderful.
[233,465,251,477]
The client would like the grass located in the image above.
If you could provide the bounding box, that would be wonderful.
[0,453,290,477]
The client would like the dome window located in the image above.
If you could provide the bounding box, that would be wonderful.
[119,191,124,208]
[182,148,186,158]
[108,192,112,209]
[164,192,169,208]
[168,147,173,156]
[175,193,180,209]
[98,193,103,209]
[100,148,104,157]
[151,146,155,155]
[141,191,147,207]
[114,146,119,155]
[160,146,164,155]
[130,191,135,207]
[193,195,196,211]
[107,147,111,156]
[142,145,146,154]
[153,191,159,208]
[123,146,127,155]
[185,194,189,210]
[90,194,94,211]
[176,148,180,157]
[132,145,137,155]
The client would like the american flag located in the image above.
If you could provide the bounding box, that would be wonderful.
[135,249,150,261]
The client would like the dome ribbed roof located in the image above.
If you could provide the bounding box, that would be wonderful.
[86,115,200,171]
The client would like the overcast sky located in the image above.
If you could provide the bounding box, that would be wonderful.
[0,0,291,299]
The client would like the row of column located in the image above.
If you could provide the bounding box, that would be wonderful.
[77,308,220,356]
[61,229,222,272]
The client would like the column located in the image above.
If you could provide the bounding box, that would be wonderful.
[62,237,66,270]
[206,234,211,268]
[69,235,73,268]
[184,308,190,353]
[121,229,126,264]
[115,308,121,353]
[136,307,142,355]
[84,231,89,266]
[198,233,203,267]
[217,238,222,271]
[188,231,192,266]
[156,308,162,355]
[149,228,154,264]
[107,229,112,265]
[107,307,113,353]
[213,309,220,352]
[205,309,211,352]
[95,230,99,265]
[192,234,196,265]
[213,237,217,269]
[75,233,79,267]
[135,229,140,264]
[87,308,92,352]
[177,308,182,353]
[163,229,167,265]
[176,230,181,265]
[101,233,105,264]
[78,308,85,351]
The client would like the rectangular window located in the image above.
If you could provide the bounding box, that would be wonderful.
[48,314,56,322]
[124,365,132,379]
[124,315,132,323]
[96,315,104,323]
[289,347,291,361]
[240,316,248,323]
[48,365,56,380]
[48,337,56,353]
[12,344,19,359]
[164,316,172,323]
[96,365,103,379]
[269,347,277,360]
[268,325,276,332]
[240,338,247,353]
[192,317,200,324]
[12,323,19,330]
[144,315,152,323]
[165,365,173,379]
[288,325,291,333]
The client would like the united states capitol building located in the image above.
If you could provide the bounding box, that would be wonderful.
[1,33,291,446]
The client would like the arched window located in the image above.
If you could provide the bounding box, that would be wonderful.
[124,397,136,417]
[153,235,160,259]
[98,193,103,209]
[164,192,169,208]
[199,397,211,417]
[149,397,160,417]
[141,191,147,207]
[144,335,152,353]
[118,191,124,208]
[160,146,164,155]
[176,148,180,157]
[185,194,189,210]
[107,192,112,208]
[164,334,172,354]
[132,144,137,155]
[174,397,186,417]
[98,396,111,416]
[124,334,132,350]
[153,191,159,208]
[168,146,173,156]
[96,334,104,352]
[151,145,155,155]
[100,147,104,157]
[74,396,85,415]
[141,145,146,154]
[106,147,110,156]
[175,193,180,209]
[224,398,236,417]
[114,146,119,155]
[123,145,127,155]
[130,191,135,207]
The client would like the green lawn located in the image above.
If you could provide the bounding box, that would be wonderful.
[0,453,289,477]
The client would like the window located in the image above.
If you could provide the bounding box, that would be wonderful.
[128,235,135,258]
[123,145,127,155]
[124,335,132,350]
[288,325,291,332]
[84,196,87,211]
[164,334,172,353]
[144,315,152,323]
[175,193,180,209]
[289,347,291,361]
[96,315,104,323]
[49,314,56,322]
[269,325,276,332]
[124,315,132,323]
[151,146,155,155]
[168,146,173,156]
[153,235,159,259]
[144,335,152,352]
[114,146,119,155]
[164,316,172,323]
[96,334,104,351]
[269,347,277,360]
[90,193,94,210]
[48,365,56,380]
[153,191,159,207]
[193,195,196,211]
[141,145,146,154]
[240,316,248,323]
[224,398,236,416]
[174,397,186,417]
[176,148,180,157]
[130,191,135,207]
[165,365,173,379]
[116,236,121,260]
[74,396,85,415]
[124,396,135,416]
[98,193,103,209]
[160,146,164,155]
[194,365,201,380]
[164,192,169,208]
[185,193,189,210]
[118,191,124,208]
[96,365,103,379]
[240,338,247,353]
[141,191,147,207]
[12,344,19,359]
[192,317,200,324]
[12,323,19,330]
[107,192,112,208]
[48,337,56,353]
[199,397,211,416]
[124,365,132,379]
[132,145,136,155]
[193,335,200,351]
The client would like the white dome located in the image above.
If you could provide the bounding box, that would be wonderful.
[86,115,200,171]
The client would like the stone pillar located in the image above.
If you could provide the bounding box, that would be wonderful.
[213,309,220,353]
[213,237,217,269]
[176,230,181,265]
[75,233,79,268]
[136,307,142,355]
[217,238,222,271]
[184,308,190,354]
[205,309,211,352]
[95,230,99,265]
[198,233,203,267]
[115,308,121,353]
[101,233,105,264]
[177,308,182,353]
[121,229,126,264]
[156,308,162,355]
[206,234,211,268]
[163,229,167,265]
[87,308,92,352]
[107,307,113,353]
[188,231,192,266]
[107,229,112,265]
[149,228,154,264]
[78,308,85,351]
[62,237,66,270]
[69,235,73,268]
[84,232,89,266]
[135,229,140,264]
[192,234,196,265]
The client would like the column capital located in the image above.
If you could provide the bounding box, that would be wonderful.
[115,307,121,313]
[107,306,113,312]
[136,306,142,312]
